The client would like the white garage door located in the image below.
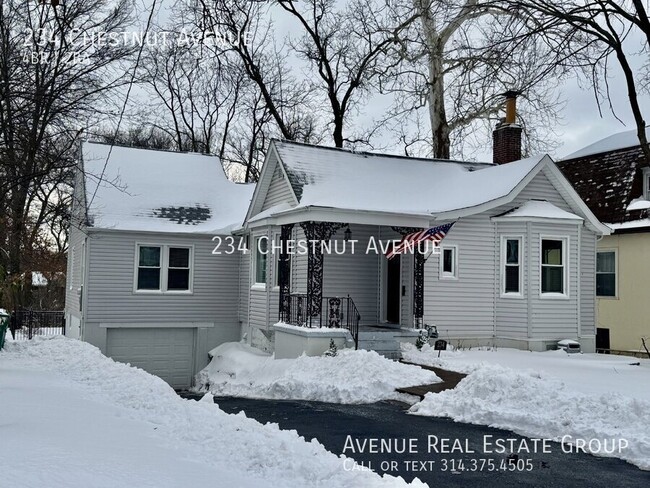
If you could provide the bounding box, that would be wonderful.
[106,328,195,389]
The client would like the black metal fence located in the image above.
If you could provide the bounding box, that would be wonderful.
[281,294,360,349]
[10,309,65,340]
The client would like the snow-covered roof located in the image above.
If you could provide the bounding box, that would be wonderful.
[626,198,650,212]
[495,200,583,221]
[607,218,650,231]
[272,141,545,216]
[82,142,255,234]
[564,126,650,160]
[558,131,648,228]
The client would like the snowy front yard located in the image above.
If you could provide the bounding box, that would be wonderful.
[195,342,440,403]
[403,344,650,470]
[0,337,425,488]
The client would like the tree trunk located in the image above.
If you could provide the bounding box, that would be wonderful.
[613,45,650,165]
[333,114,344,148]
[416,0,451,159]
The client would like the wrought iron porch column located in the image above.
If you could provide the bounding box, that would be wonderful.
[413,252,425,328]
[300,221,346,322]
[278,224,294,321]
[392,226,425,328]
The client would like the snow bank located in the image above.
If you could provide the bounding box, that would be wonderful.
[197,342,440,404]
[404,345,650,470]
[1,337,425,488]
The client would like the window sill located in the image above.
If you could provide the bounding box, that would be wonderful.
[440,275,458,281]
[597,295,619,300]
[500,293,524,299]
[134,290,193,295]
[539,293,570,300]
[251,283,266,291]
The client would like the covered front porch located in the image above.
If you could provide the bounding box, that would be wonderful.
[264,219,436,357]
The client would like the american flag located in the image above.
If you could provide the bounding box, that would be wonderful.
[386,222,455,260]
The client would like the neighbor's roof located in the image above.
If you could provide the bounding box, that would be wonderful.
[271,140,544,216]
[81,142,254,234]
[558,131,648,226]
[564,127,650,160]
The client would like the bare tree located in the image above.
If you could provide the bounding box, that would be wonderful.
[273,0,415,147]
[92,124,177,151]
[378,0,572,159]
[189,0,318,143]
[141,40,245,155]
[189,0,413,148]
[0,0,134,293]
[505,0,650,163]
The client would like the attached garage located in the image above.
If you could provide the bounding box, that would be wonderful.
[106,328,196,389]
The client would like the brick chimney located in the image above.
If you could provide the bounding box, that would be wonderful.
[493,91,522,164]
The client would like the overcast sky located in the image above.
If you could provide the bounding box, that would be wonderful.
[142,0,649,162]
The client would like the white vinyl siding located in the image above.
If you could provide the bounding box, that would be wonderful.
[85,233,240,325]
[424,215,495,339]
[261,164,294,212]
[322,224,382,326]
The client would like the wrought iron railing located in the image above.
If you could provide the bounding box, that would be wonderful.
[280,294,360,349]
[10,309,65,340]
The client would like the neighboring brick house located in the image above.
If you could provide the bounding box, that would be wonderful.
[558,128,650,352]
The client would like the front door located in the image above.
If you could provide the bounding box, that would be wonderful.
[386,255,401,324]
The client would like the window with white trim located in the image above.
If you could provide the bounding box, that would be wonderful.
[440,246,458,279]
[596,250,616,297]
[644,168,650,200]
[502,237,522,295]
[541,238,566,295]
[136,245,192,292]
[254,236,268,285]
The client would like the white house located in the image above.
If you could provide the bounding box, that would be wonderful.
[66,130,609,388]
[65,142,254,389]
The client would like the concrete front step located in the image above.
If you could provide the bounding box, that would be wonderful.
[357,327,423,360]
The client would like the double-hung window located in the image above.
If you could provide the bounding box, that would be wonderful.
[596,250,616,297]
[541,238,567,296]
[502,237,522,296]
[136,245,192,293]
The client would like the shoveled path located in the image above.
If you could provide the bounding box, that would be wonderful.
[396,361,467,399]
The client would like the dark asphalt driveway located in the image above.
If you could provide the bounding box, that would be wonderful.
[182,394,650,487]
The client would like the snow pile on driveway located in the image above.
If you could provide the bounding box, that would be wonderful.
[0,337,426,488]
[404,344,650,470]
[196,342,440,404]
